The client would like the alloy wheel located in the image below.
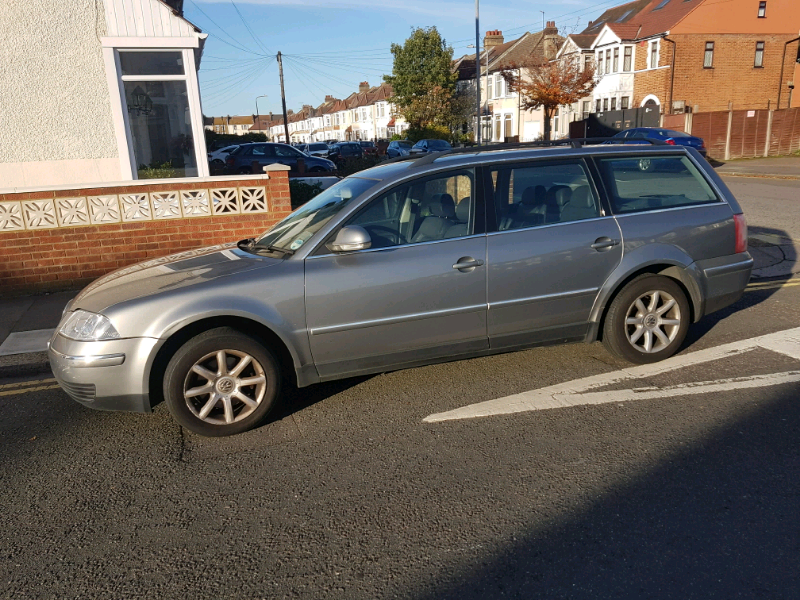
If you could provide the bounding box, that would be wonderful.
[624,290,682,354]
[183,349,267,425]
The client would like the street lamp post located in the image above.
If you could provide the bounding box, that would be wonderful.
[475,0,481,145]
[255,94,268,139]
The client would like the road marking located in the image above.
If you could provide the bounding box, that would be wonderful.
[0,384,61,397]
[0,378,57,391]
[746,279,800,292]
[424,326,800,423]
[0,328,54,357]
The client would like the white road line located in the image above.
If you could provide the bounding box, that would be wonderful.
[424,326,800,423]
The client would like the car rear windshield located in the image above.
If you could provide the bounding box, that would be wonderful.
[397,142,412,148]
[597,155,720,214]
[256,177,376,251]
[310,144,328,150]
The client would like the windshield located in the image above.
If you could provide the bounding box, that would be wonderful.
[256,177,377,251]
[397,142,412,148]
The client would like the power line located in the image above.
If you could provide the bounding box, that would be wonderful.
[230,0,274,56]
[185,0,268,57]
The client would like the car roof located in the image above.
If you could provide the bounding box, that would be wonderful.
[352,143,691,184]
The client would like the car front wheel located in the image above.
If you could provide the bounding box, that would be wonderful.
[163,327,281,436]
[602,274,690,364]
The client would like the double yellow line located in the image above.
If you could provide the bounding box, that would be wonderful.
[0,378,60,397]
[746,277,800,292]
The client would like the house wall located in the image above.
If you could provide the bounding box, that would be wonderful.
[0,0,120,188]
[633,40,671,108]
[670,34,798,112]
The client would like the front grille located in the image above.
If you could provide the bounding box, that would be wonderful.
[59,381,96,403]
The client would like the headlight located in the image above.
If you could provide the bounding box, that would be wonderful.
[59,310,120,342]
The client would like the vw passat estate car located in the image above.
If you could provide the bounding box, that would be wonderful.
[49,142,753,436]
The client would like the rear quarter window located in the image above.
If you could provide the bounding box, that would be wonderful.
[597,155,720,214]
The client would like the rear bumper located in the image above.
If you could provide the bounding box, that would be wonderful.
[697,253,753,316]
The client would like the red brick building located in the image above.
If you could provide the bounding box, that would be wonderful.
[570,0,800,115]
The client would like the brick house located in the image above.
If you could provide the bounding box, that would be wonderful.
[571,0,800,116]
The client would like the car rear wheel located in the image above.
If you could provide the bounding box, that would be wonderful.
[602,275,690,364]
[163,327,281,436]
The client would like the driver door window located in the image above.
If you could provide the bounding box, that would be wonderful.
[346,170,475,249]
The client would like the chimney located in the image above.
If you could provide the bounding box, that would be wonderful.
[359,81,370,93]
[484,30,504,48]
[543,22,559,60]
[325,95,335,102]
[287,109,294,115]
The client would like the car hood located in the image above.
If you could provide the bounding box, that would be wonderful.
[70,243,282,315]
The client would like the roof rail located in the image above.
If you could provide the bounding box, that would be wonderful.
[407,137,668,167]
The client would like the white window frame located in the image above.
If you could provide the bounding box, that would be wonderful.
[102,39,208,180]
[649,40,659,69]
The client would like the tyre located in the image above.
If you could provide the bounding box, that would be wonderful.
[211,159,224,166]
[163,327,281,436]
[602,274,690,364]
[638,158,654,171]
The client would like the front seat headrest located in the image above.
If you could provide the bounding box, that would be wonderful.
[455,199,470,222]
[430,194,456,218]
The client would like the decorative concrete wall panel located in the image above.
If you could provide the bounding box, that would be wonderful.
[120,193,152,222]
[151,191,182,219]
[22,200,58,229]
[88,195,122,224]
[180,189,211,217]
[0,202,24,231]
[55,197,90,227]
[240,187,267,213]
[211,188,240,214]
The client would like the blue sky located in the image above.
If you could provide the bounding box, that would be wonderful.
[188,0,614,117]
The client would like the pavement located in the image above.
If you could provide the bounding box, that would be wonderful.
[1,157,798,379]
[713,155,800,180]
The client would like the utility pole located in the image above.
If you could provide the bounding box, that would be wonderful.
[475,0,481,145]
[277,51,290,144]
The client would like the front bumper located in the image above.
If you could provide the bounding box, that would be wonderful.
[48,332,161,413]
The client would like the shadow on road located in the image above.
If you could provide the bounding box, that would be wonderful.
[414,383,800,599]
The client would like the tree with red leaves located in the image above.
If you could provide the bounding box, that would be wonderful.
[502,56,596,141]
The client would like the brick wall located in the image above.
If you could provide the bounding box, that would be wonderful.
[632,34,797,113]
[0,173,291,296]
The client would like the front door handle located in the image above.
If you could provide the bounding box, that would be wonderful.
[453,257,485,271]
[591,237,620,251]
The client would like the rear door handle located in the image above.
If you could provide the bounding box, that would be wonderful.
[591,237,620,251]
[453,257,485,271]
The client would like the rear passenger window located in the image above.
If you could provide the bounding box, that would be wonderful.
[490,161,601,231]
[597,155,719,214]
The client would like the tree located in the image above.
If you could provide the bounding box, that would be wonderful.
[502,56,596,141]
[384,27,458,133]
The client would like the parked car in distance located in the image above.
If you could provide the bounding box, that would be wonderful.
[359,141,377,156]
[612,128,707,158]
[386,140,412,158]
[410,139,453,154]
[50,142,752,437]
[225,143,336,174]
[327,142,363,161]
[207,145,239,166]
[298,142,331,158]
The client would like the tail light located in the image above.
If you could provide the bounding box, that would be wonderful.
[665,138,676,145]
[734,213,747,253]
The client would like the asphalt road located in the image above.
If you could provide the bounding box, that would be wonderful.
[1,178,799,599]
[723,176,800,241]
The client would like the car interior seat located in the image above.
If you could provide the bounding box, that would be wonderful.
[411,194,455,242]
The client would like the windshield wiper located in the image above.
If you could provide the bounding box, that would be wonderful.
[237,238,295,256]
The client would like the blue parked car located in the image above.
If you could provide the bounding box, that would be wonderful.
[612,128,706,157]
[225,143,337,174]
[386,140,412,158]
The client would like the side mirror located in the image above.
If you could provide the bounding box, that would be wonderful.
[326,225,372,253]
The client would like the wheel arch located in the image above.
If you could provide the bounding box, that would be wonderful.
[589,262,702,343]
[147,315,299,411]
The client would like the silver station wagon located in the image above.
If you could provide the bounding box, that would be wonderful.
[49,142,753,436]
